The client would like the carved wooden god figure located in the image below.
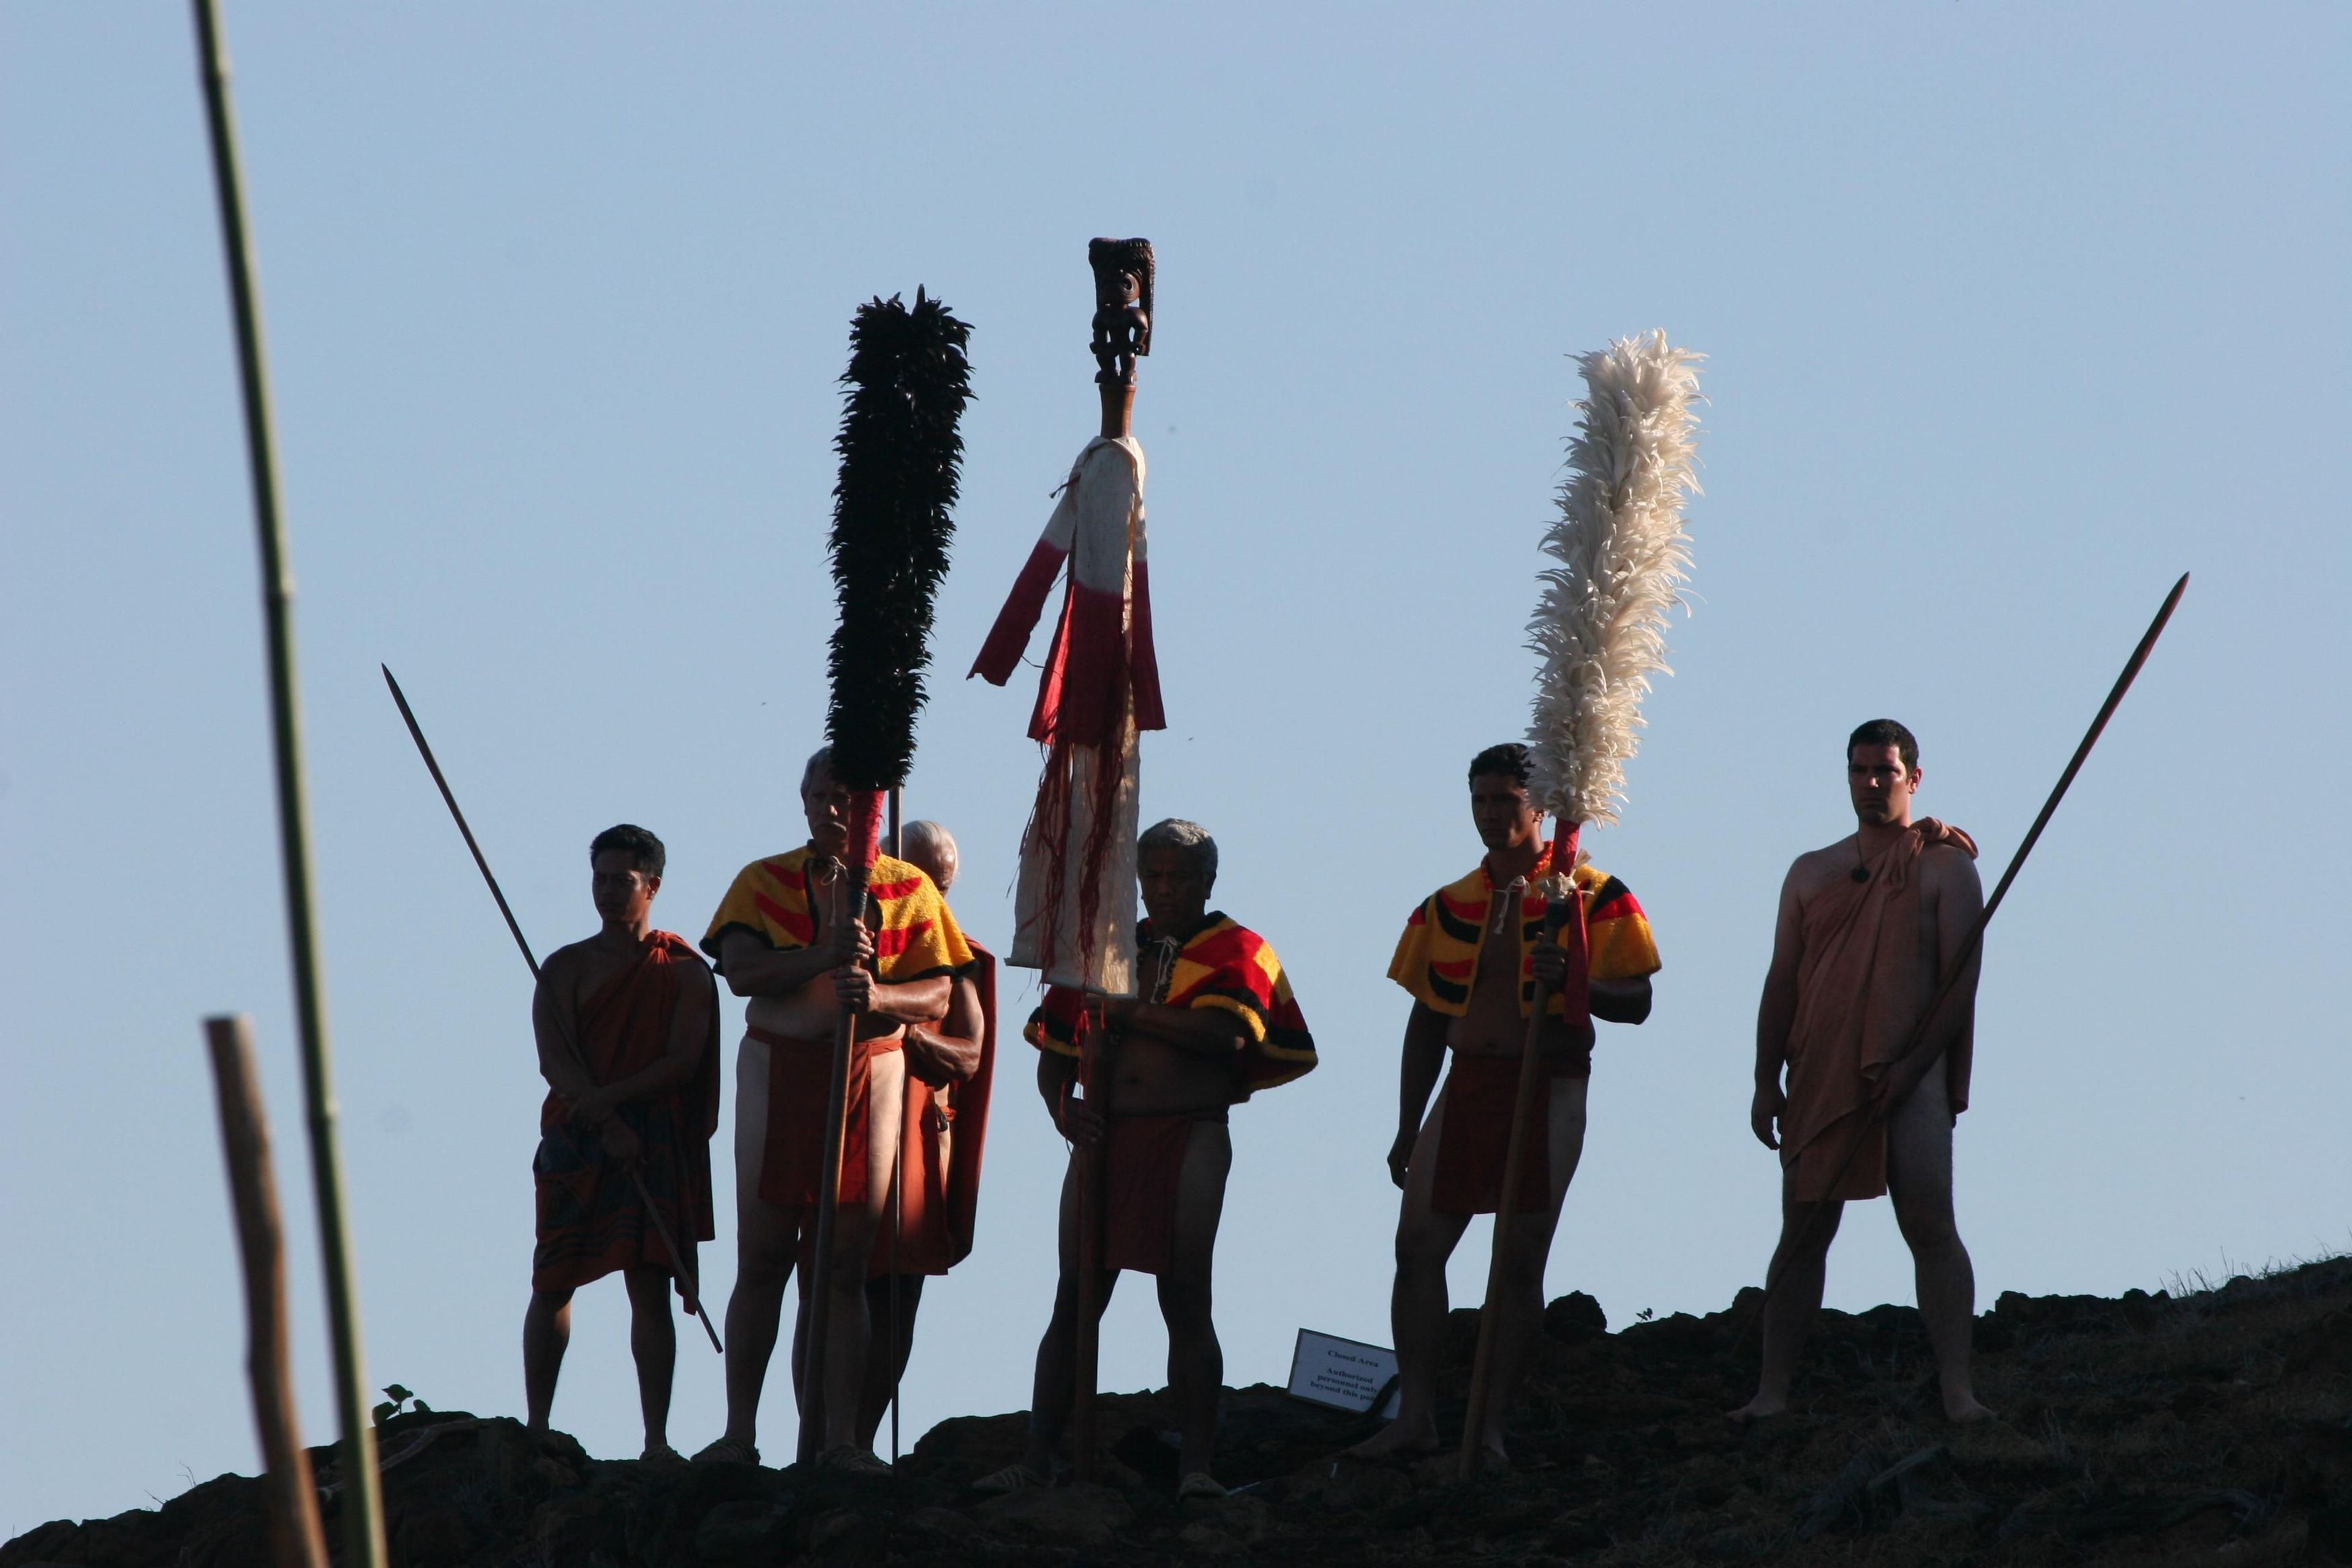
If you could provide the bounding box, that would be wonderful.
[1088,237,1155,386]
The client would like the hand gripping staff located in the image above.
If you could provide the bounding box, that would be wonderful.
[1460,334,1705,1482]
[1746,572,2190,1335]
[800,292,974,1463]
[382,667,722,1355]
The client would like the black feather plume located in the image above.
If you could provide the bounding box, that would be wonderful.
[824,289,974,791]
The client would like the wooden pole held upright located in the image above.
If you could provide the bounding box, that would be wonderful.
[799,869,870,1463]
[189,6,384,1561]
[205,1016,329,1568]
[1457,863,1585,1482]
[1071,997,1109,1482]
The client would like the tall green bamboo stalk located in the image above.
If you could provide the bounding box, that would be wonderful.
[189,5,386,1564]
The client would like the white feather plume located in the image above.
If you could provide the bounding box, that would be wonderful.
[1528,331,1703,828]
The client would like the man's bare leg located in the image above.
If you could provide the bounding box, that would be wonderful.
[717,1194,802,1450]
[1886,1062,1990,1421]
[522,1287,574,1432]
[813,1049,903,1453]
[1729,1177,1844,1421]
[1472,1075,1588,1466]
[704,1031,798,1455]
[855,1273,924,1450]
[1158,1121,1232,1482]
[1350,1097,1471,1458]
[622,1265,678,1453]
[1017,1154,1118,1477]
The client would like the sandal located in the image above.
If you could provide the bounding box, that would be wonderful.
[690,1434,760,1466]
[819,1444,892,1476]
[971,1461,1046,1495]
[639,1442,685,1464]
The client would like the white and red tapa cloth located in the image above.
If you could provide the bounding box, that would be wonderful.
[971,435,1164,995]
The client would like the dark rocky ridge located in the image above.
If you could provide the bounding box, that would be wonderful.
[10,1259,2352,1566]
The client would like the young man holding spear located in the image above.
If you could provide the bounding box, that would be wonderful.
[1729,573,2188,1422]
[1728,720,1991,1423]
[1352,333,1700,1474]
[1352,747,1659,1466]
[525,824,721,1461]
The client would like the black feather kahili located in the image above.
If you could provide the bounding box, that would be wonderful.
[824,289,974,791]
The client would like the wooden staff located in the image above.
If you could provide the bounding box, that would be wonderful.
[1456,862,1585,1482]
[381,665,721,1354]
[1071,995,1110,1481]
[886,783,903,1464]
[205,1015,329,1568]
[188,6,385,1562]
[1750,571,2190,1330]
[799,865,873,1463]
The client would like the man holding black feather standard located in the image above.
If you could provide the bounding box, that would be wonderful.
[696,289,978,1470]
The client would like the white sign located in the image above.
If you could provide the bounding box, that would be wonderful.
[1286,1329,1401,1417]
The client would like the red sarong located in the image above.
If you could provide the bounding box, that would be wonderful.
[753,1026,901,1210]
[1102,1113,1208,1276]
[1780,820,1978,1202]
[531,932,719,1297]
[872,944,999,1278]
[1430,1052,1574,1217]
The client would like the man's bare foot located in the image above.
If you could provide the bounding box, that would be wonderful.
[1345,1417,1439,1460]
[1725,1394,1787,1425]
[1943,1393,1996,1423]
[1474,1440,1511,1477]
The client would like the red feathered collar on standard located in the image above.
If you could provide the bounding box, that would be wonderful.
[970,434,1164,743]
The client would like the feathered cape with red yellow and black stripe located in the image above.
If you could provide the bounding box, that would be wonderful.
[702,847,974,981]
[1390,843,1660,1017]
[1025,913,1315,1098]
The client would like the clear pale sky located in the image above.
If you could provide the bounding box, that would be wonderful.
[4,0,2345,1536]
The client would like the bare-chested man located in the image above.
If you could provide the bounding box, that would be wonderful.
[525,824,720,1461]
[976,818,1316,1499]
[843,819,996,1450]
[1354,744,1659,1468]
[692,751,971,1469]
[1731,718,1991,1423]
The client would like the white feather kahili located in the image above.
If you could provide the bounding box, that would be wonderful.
[1528,331,1704,829]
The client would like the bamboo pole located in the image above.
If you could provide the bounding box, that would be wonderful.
[205,1015,330,1568]
[1456,880,1581,1482]
[188,6,385,1562]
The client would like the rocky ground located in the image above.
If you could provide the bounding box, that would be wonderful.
[11,1257,2352,1566]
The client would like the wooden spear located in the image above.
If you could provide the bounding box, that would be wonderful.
[379,666,722,1354]
[188,5,385,1561]
[205,1014,330,1568]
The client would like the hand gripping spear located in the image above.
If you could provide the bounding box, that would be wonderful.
[798,292,973,1464]
[1458,334,1705,1482]
[381,667,722,1355]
